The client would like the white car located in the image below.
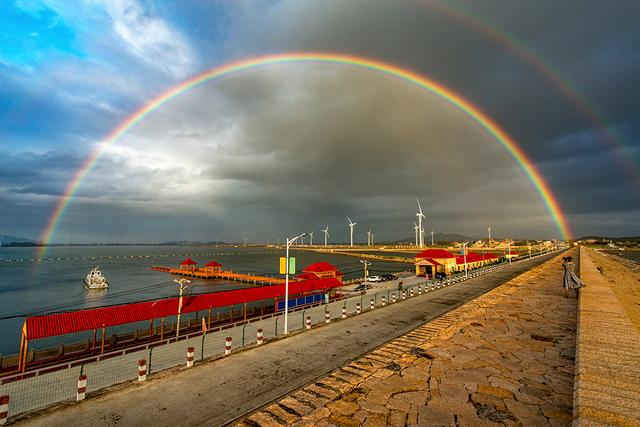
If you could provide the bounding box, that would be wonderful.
[366,275,383,282]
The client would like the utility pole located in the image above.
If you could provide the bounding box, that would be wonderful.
[462,241,469,278]
[173,278,190,337]
[360,260,371,281]
[284,233,306,334]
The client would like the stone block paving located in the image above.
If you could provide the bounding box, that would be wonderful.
[236,251,577,426]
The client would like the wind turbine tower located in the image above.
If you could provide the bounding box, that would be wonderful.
[367,229,372,246]
[322,226,329,246]
[413,222,419,246]
[309,231,313,246]
[431,230,434,246]
[347,217,357,246]
[416,199,426,248]
[488,227,492,241]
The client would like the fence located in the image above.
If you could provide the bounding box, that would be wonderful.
[0,249,557,421]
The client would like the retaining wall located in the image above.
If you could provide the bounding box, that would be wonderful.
[574,247,640,425]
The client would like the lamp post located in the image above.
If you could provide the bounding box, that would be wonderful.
[508,240,512,264]
[173,278,190,337]
[284,233,307,334]
[462,241,469,278]
[360,260,371,281]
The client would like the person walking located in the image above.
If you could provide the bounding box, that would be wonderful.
[562,256,584,298]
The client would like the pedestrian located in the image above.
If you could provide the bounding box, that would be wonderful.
[562,256,584,298]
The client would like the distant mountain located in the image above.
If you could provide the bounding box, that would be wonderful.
[389,232,472,244]
[0,234,36,246]
[577,235,640,242]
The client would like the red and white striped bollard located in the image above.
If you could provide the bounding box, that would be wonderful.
[410,288,414,297]
[370,298,375,310]
[392,293,397,303]
[0,395,9,425]
[342,306,347,318]
[138,359,147,381]
[356,303,361,314]
[381,295,386,306]
[187,346,195,367]
[224,338,232,356]
[256,328,263,345]
[402,290,406,300]
[76,374,87,401]
[306,316,312,329]
[325,311,331,324]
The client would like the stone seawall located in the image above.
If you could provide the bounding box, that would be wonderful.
[574,247,640,425]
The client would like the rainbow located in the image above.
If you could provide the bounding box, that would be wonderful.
[38,52,572,255]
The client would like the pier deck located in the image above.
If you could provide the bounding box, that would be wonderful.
[151,266,285,285]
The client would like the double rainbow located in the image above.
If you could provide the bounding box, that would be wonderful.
[39,52,571,255]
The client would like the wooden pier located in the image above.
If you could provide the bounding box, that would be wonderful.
[151,266,285,285]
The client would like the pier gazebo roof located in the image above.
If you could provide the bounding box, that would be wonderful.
[180,257,198,266]
[204,260,222,267]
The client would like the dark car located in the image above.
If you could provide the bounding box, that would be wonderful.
[434,272,447,279]
[354,283,373,291]
[381,274,398,281]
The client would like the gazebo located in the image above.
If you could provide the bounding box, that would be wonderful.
[204,260,222,273]
[180,257,198,271]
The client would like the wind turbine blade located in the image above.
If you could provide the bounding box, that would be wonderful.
[347,217,352,224]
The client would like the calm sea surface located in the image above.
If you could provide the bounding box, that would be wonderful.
[617,250,640,264]
[0,245,408,354]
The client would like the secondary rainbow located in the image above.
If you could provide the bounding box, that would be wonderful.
[38,52,572,255]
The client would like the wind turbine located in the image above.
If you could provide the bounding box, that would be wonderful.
[413,222,419,246]
[367,229,372,246]
[416,199,426,248]
[322,226,329,246]
[488,226,492,241]
[431,230,434,246]
[309,231,313,246]
[347,217,357,246]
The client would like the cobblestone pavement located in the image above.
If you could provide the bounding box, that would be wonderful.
[238,251,577,426]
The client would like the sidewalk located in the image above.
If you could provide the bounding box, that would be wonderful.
[239,251,577,426]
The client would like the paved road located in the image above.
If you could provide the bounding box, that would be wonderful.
[17,253,558,427]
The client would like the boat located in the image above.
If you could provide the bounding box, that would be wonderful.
[84,266,109,290]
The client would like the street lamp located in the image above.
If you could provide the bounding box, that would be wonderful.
[462,241,469,278]
[360,259,371,281]
[173,278,190,337]
[284,233,307,334]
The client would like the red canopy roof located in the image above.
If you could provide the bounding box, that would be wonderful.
[180,257,197,266]
[24,277,342,340]
[304,262,339,272]
[482,253,499,260]
[204,260,222,267]
[415,249,455,259]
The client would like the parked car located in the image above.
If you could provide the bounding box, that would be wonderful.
[354,283,373,292]
[366,275,383,282]
[381,274,398,281]
[434,272,447,279]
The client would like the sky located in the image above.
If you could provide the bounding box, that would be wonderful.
[0,0,639,244]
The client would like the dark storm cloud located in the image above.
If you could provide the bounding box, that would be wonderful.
[2,0,639,241]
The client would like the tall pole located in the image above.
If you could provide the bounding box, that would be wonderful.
[350,225,354,246]
[284,233,306,334]
[431,230,434,246]
[463,242,469,278]
[488,227,491,241]
[174,279,190,337]
[508,240,512,263]
[360,260,371,280]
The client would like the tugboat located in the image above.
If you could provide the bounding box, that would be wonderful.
[84,266,109,290]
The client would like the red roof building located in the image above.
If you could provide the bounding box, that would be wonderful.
[296,262,344,282]
[179,257,198,271]
[204,260,222,273]
[415,249,456,277]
